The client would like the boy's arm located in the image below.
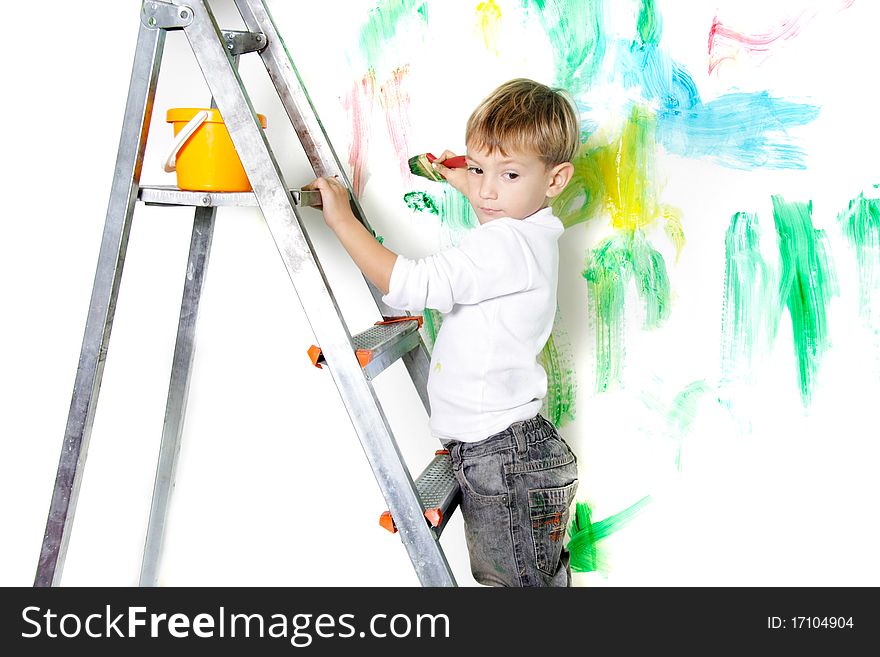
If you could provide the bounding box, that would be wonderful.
[304,176,397,295]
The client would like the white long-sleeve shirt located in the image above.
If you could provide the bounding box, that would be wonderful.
[382,206,563,442]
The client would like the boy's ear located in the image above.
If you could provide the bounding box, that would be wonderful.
[546,162,574,198]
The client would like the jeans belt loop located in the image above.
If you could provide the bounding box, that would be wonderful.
[512,422,528,455]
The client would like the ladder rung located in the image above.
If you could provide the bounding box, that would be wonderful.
[138,184,322,208]
[308,317,423,380]
[380,450,461,538]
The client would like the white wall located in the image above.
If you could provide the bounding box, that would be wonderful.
[3,0,879,587]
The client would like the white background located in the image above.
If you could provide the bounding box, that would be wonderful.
[3,0,879,587]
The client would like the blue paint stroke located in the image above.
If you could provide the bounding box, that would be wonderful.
[612,41,820,170]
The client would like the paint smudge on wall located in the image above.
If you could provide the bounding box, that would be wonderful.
[567,496,653,574]
[343,72,377,198]
[596,105,663,233]
[475,0,503,55]
[583,230,670,392]
[378,66,415,182]
[539,311,577,427]
[720,211,779,392]
[522,0,606,94]
[837,189,880,335]
[663,206,685,261]
[658,91,820,170]
[420,307,443,352]
[403,190,440,215]
[553,104,681,238]
[612,27,819,171]
[437,187,479,246]
[358,0,429,74]
[667,380,712,471]
[551,141,604,229]
[708,0,856,75]
[772,195,838,406]
[636,0,663,47]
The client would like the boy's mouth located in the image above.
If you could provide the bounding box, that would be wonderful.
[479,207,502,215]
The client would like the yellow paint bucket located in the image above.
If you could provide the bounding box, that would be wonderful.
[164,108,267,192]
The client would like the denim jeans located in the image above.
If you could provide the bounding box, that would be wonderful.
[443,414,578,587]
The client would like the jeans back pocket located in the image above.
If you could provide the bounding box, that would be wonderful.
[528,481,578,576]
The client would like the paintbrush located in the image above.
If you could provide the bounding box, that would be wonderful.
[408,152,468,182]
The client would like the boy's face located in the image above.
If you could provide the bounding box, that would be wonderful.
[464,144,573,224]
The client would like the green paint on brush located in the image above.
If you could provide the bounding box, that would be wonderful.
[667,380,711,471]
[636,0,663,46]
[720,212,779,388]
[522,0,606,93]
[583,230,670,392]
[772,195,838,406]
[567,496,652,574]
[539,313,577,427]
[403,191,439,215]
[358,0,428,71]
[837,190,880,333]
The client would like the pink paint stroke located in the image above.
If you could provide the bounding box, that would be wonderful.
[378,66,415,183]
[343,72,377,198]
[708,0,856,75]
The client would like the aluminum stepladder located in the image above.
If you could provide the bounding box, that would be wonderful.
[35,0,460,587]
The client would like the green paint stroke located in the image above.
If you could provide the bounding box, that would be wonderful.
[720,211,779,387]
[583,230,670,392]
[358,0,428,71]
[772,195,838,405]
[837,190,880,333]
[522,0,606,94]
[403,191,439,215]
[636,0,663,46]
[539,314,577,427]
[439,186,478,233]
[667,380,711,471]
[568,496,652,574]
[551,140,605,229]
[420,307,443,351]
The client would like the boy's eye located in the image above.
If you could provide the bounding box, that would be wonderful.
[503,172,519,180]
[467,166,483,175]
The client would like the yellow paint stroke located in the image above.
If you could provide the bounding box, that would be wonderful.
[594,104,662,232]
[663,205,685,261]
[553,104,679,242]
[475,0,503,55]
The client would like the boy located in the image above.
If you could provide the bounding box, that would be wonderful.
[306,78,580,586]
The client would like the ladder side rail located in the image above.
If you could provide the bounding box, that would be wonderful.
[181,0,455,586]
[139,205,217,587]
[34,21,166,587]
[140,74,231,589]
[234,0,432,412]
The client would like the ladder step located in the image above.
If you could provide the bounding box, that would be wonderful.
[308,317,422,380]
[380,450,461,537]
[138,184,322,208]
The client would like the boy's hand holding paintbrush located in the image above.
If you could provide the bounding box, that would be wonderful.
[408,151,468,193]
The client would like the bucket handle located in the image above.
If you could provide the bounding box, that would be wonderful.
[163,110,209,173]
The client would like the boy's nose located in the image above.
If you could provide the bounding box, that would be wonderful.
[479,179,497,199]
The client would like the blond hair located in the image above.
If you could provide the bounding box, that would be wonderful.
[465,78,580,166]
